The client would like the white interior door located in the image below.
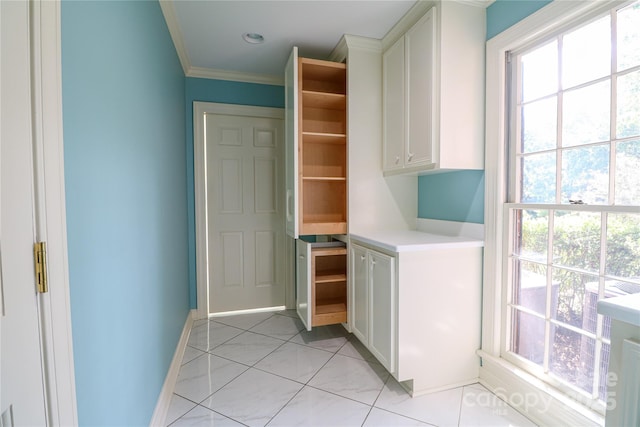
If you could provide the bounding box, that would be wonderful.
[206,113,285,313]
[1,0,49,424]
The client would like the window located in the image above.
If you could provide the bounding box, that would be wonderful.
[505,1,640,414]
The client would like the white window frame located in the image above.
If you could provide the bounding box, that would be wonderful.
[480,1,630,426]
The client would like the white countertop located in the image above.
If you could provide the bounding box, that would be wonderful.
[597,293,640,327]
[350,230,484,253]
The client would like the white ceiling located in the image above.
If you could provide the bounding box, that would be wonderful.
[162,0,418,84]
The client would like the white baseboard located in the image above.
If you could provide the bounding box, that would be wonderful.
[478,350,603,427]
[149,309,195,427]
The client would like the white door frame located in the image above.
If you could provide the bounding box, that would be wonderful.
[193,102,294,320]
[21,1,77,424]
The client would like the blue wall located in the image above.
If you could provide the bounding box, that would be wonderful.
[418,171,485,223]
[487,0,552,39]
[62,1,189,425]
[185,78,284,307]
[416,0,551,225]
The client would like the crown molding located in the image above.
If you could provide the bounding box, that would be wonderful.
[381,0,435,51]
[186,66,283,86]
[160,0,283,85]
[458,0,496,8]
[381,0,493,51]
[159,0,190,75]
[330,34,382,62]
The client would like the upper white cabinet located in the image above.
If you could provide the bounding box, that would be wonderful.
[285,47,348,238]
[383,2,485,175]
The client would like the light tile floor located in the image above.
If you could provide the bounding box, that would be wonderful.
[166,310,537,427]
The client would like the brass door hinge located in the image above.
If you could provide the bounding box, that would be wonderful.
[34,242,48,293]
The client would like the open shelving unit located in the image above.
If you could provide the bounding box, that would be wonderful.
[311,244,347,327]
[298,57,347,236]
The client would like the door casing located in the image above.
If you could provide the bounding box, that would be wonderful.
[0,0,77,424]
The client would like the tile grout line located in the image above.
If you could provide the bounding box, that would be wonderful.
[176,313,497,427]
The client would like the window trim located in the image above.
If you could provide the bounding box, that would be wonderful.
[481,1,631,425]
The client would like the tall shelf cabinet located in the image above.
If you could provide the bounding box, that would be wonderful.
[287,53,348,237]
[286,47,348,330]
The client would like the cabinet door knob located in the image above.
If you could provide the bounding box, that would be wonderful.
[395,156,400,164]
[407,152,414,162]
[360,255,366,261]
[299,255,305,259]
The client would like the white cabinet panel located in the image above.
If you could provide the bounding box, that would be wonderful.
[349,243,396,374]
[369,250,395,373]
[296,239,312,330]
[382,37,405,172]
[285,47,299,238]
[405,8,435,168]
[350,244,369,345]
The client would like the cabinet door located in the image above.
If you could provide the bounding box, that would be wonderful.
[369,250,395,373]
[284,47,299,238]
[382,36,405,172]
[350,244,369,346]
[405,8,436,168]
[295,239,312,331]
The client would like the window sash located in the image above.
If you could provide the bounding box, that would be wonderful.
[503,2,640,411]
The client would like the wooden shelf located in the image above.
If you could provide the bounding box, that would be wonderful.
[303,213,347,223]
[302,140,346,178]
[315,299,347,315]
[302,221,347,236]
[313,298,347,327]
[302,132,346,144]
[315,271,347,283]
[301,58,346,94]
[303,177,346,181]
[310,241,347,328]
[302,108,346,134]
[302,91,346,110]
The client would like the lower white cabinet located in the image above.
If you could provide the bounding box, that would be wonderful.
[350,236,482,396]
[350,244,395,372]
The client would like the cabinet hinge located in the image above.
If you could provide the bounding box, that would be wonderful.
[34,242,48,293]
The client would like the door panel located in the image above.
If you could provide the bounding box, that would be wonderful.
[0,0,48,424]
[351,244,369,345]
[220,232,243,288]
[254,157,277,213]
[219,158,243,213]
[369,251,395,373]
[207,114,285,313]
[255,231,276,286]
[383,36,406,171]
[406,8,435,167]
